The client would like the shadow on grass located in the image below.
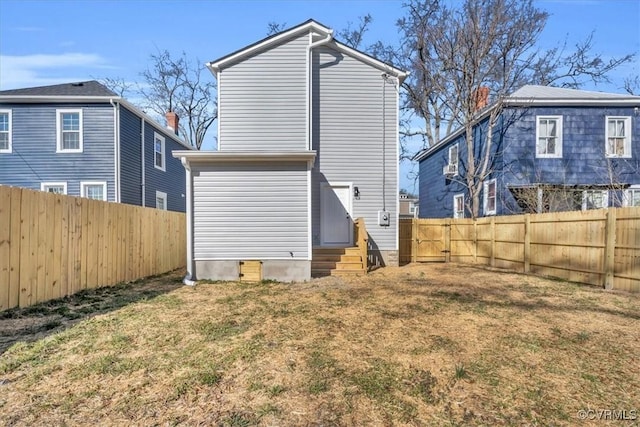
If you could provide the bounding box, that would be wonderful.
[0,270,185,354]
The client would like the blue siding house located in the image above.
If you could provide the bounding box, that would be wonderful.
[0,81,191,212]
[415,85,640,218]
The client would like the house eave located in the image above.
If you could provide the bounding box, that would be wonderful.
[0,95,194,150]
[172,150,317,163]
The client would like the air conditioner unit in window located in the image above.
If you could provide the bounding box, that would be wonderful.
[443,164,457,176]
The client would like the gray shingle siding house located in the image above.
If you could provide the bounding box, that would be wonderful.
[173,20,407,282]
[415,85,640,218]
[0,81,192,212]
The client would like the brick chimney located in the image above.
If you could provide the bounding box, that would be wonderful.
[473,86,489,112]
[165,112,179,135]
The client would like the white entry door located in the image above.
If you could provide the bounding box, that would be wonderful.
[320,183,353,246]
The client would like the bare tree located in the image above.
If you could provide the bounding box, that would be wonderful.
[338,14,373,49]
[388,0,634,218]
[98,77,134,97]
[267,22,287,35]
[139,50,217,150]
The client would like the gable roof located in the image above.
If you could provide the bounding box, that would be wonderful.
[413,85,640,162]
[0,80,117,97]
[0,80,193,149]
[207,19,408,82]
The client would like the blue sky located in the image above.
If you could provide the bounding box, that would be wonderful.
[1,0,639,192]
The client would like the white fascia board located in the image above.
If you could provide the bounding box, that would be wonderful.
[332,41,408,82]
[0,95,194,150]
[207,21,332,74]
[173,150,317,163]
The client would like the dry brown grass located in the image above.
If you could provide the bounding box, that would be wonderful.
[1,263,639,426]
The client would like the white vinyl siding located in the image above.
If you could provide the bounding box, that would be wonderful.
[483,179,497,216]
[192,162,309,259]
[605,116,631,158]
[56,109,83,153]
[218,33,308,150]
[311,45,398,251]
[154,132,165,171]
[536,116,562,158]
[0,109,12,153]
[81,181,107,201]
[41,182,67,194]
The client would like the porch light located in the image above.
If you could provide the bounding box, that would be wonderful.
[354,186,360,199]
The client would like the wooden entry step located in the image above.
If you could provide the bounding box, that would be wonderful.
[311,247,365,277]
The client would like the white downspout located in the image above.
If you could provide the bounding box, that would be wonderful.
[181,157,196,286]
[110,99,120,202]
[140,117,146,207]
[306,29,334,150]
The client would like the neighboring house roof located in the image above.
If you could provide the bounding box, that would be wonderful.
[413,85,640,162]
[0,80,193,150]
[0,80,117,97]
[207,19,408,83]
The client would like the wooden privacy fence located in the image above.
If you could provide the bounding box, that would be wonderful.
[400,207,640,293]
[0,186,186,310]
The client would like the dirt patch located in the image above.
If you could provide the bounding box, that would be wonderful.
[1,263,638,426]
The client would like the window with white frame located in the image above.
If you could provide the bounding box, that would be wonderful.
[56,109,83,152]
[582,190,608,210]
[483,179,497,215]
[536,116,562,158]
[156,191,167,210]
[623,186,640,207]
[605,116,631,157]
[0,110,12,153]
[154,133,165,171]
[447,144,459,175]
[453,194,465,218]
[81,181,107,201]
[41,182,67,194]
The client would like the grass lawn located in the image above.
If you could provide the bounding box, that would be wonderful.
[1,263,638,426]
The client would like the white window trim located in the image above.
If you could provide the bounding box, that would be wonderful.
[535,115,563,158]
[0,109,12,153]
[448,143,459,176]
[605,116,632,158]
[40,182,67,194]
[154,132,166,171]
[623,185,640,207]
[156,190,167,210]
[483,179,497,216]
[56,109,83,153]
[80,181,107,201]
[582,190,608,210]
[453,193,465,218]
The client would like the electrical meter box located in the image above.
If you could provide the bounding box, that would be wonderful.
[378,210,390,226]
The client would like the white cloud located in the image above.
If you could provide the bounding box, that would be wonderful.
[0,53,114,90]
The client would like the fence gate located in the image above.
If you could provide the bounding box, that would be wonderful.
[399,218,449,264]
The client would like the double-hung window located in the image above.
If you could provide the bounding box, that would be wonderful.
[56,109,83,152]
[483,179,497,216]
[0,110,11,153]
[582,190,608,210]
[156,191,167,210]
[624,186,640,207]
[453,194,465,218]
[536,116,562,158]
[154,132,165,171]
[41,182,67,194]
[81,181,107,201]
[605,116,631,157]
[447,144,459,175]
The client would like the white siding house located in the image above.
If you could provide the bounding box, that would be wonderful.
[173,20,407,282]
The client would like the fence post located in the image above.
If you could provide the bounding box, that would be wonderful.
[604,208,616,290]
[444,218,451,263]
[411,218,417,263]
[524,214,531,273]
[490,217,496,267]
[473,220,477,264]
